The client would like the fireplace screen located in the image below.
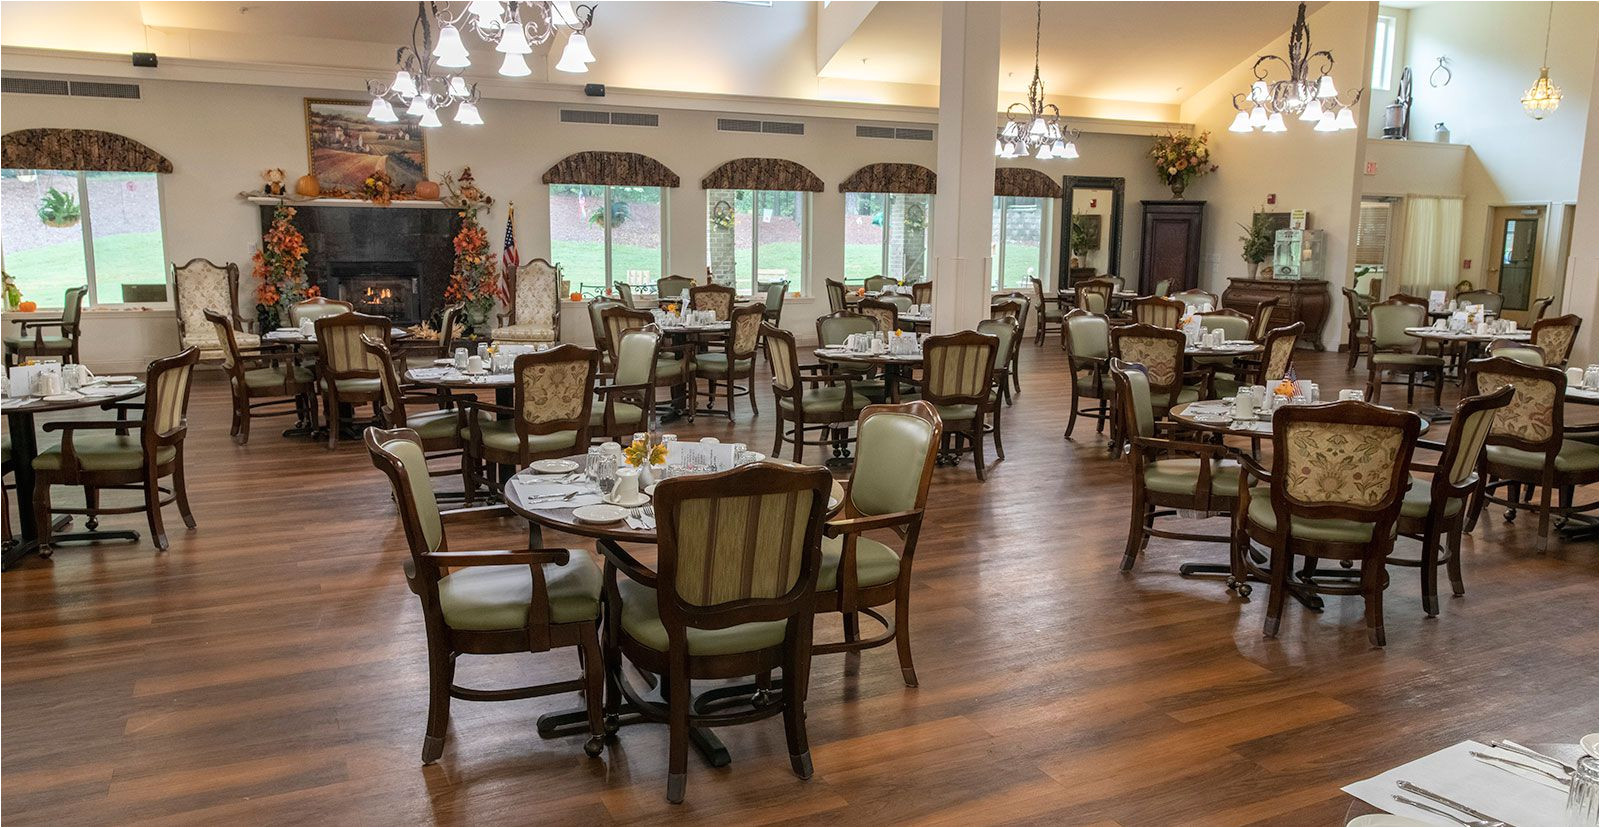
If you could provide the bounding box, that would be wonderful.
[322,262,422,323]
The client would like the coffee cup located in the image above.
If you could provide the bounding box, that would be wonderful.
[608,466,641,505]
[465,355,484,374]
[1568,367,1584,388]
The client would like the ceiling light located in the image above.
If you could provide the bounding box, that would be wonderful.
[1334,107,1358,130]
[1521,2,1562,120]
[406,95,429,116]
[499,51,532,76]
[448,75,469,96]
[1313,112,1338,132]
[566,32,596,63]
[1229,3,1362,134]
[454,101,484,125]
[432,24,472,68]
[994,1,1080,160]
[1249,106,1269,128]
[496,22,532,54]
[1316,74,1338,98]
[1299,98,1323,122]
[418,107,443,128]
[552,0,581,27]
[1264,112,1288,133]
[1060,141,1079,160]
[1229,110,1252,132]
[367,96,399,122]
[391,69,417,99]
[468,0,504,24]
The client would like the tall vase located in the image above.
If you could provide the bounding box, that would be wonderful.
[1169,179,1187,199]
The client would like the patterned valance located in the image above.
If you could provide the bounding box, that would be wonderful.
[994,167,1062,198]
[2,128,172,173]
[839,163,937,194]
[701,157,823,192]
[542,151,680,188]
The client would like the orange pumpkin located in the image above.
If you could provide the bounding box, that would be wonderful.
[18,301,37,312]
[569,291,583,302]
[413,180,440,199]
[295,174,321,197]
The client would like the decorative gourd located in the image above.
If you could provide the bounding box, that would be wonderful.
[295,174,321,197]
[18,301,38,312]
[413,180,440,199]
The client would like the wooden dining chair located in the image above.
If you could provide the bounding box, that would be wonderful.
[862,275,891,292]
[365,427,606,764]
[1485,338,1547,365]
[977,314,1021,412]
[1062,309,1112,439]
[919,330,999,480]
[1110,324,1211,453]
[435,302,465,360]
[600,304,694,420]
[1193,308,1252,392]
[1455,288,1504,315]
[4,285,86,367]
[692,302,764,419]
[1214,322,1304,398]
[1341,287,1374,370]
[362,335,467,490]
[315,311,391,449]
[1131,296,1186,328]
[461,345,599,504]
[1151,278,1172,297]
[826,278,849,313]
[1248,298,1280,342]
[657,274,695,303]
[857,298,899,333]
[764,324,868,463]
[688,284,736,321]
[33,348,200,553]
[1233,400,1421,646]
[1529,313,1582,368]
[1030,277,1065,345]
[910,281,933,306]
[1365,298,1443,405]
[1465,356,1599,553]
[1171,288,1219,310]
[587,298,623,365]
[598,461,834,803]
[1075,278,1115,316]
[205,308,314,445]
[615,282,637,309]
[1531,296,1555,321]
[814,401,941,686]
[591,329,659,444]
[289,295,353,326]
[758,280,789,369]
[990,291,1032,339]
[1109,358,1241,573]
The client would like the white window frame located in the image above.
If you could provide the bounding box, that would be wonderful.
[708,189,811,296]
[1372,15,1397,91]
[844,191,933,285]
[551,183,669,298]
[991,195,1052,291]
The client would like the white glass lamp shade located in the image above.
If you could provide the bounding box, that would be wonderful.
[367,96,399,122]
[1002,120,1021,139]
[418,107,443,128]
[1317,74,1338,98]
[1036,145,1054,160]
[448,75,469,97]
[1028,117,1047,138]
[1334,107,1358,130]
[496,23,533,54]
[1250,80,1269,102]
[1264,112,1288,133]
[1249,106,1269,128]
[454,100,484,125]
[1061,141,1079,160]
[1313,112,1338,132]
[1299,98,1324,122]
[499,51,532,77]
[391,70,418,99]
[999,142,1017,159]
[468,0,504,24]
[551,0,581,26]
[1228,110,1252,132]
[566,32,595,63]
[555,38,589,73]
[433,24,471,68]
[993,138,1004,156]
[405,95,430,117]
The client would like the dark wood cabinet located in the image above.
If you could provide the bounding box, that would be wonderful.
[1221,277,1331,350]
[1137,200,1205,295]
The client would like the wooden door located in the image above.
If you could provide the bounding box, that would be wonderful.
[1138,201,1205,295]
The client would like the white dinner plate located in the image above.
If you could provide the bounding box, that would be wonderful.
[1345,815,1428,827]
[530,459,580,474]
[99,385,143,392]
[433,358,455,366]
[100,375,138,383]
[572,504,628,524]
[42,393,81,402]
[1582,732,1598,757]
[605,492,651,508]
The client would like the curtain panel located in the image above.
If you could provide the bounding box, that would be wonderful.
[838,163,937,194]
[700,158,823,192]
[542,151,680,187]
[1399,195,1464,294]
[2,128,173,173]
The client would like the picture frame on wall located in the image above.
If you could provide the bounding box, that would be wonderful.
[303,98,427,192]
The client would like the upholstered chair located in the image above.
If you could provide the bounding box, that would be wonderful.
[1233,400,1421,646]
[657,274,695,303]
[314,311,390,449]
[989,296,1027,398]
[758,280,789,369]
[1110,323,1211,455]
[491,259,561,345]
[918,330,999,480]
[1249,298,1280,342]
[4,285,86,366]
[1531,296,1555,321]
[764,324,869,463]
[1365,298,1443,405]
[825,278,850,314]
[1109,358,1242,573]
[882,294,913,313]
[1342,287,1373,370]
[615,282,638,310]
[1529,313,1582,368]
[1455,288,1504,315]
[362,334,467,495]
[856,298,898,333]
[289,296,353,326]
[365,427,605,764]
[1485,338,1548,365]
[975,317,1017,458]
[591,329,659,444]
[863,275,891,292]
[1030,277,1065,345]
[1171,288,1219,310]
[461,345,598,503]
[814,401,941,686]
[910,281,933,306]
[173,258,260,359]
[689,284,736,322]
[1213,322,1304,398]
[33,348,200,553]
[1062,309,1112,439]
[1131,296,1186,328]
[816,310,889,400]
[598,462,833,803]
[1389,385,1515,615]
[587,297,623,364]
[1151,278,1172,297]
[205,309,314,445]
[1465,356,1599,553]
[1192,308,1253,390]
[692,302,764,419]
[599,305,691,418]
[435,302,465,360]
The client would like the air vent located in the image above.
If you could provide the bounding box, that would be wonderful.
[855,125,896,139]
[717,118,762,133]
[559,108,658,127]
[2,77,70,96]
[70,81,141,99]
[857,124,935,141]
[761,120,804,135]
[718,118,803,136]
[895,127,934,141]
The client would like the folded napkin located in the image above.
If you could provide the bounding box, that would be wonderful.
[473,373,514,384]
[407,367,452,380]
[1342,740,1568,826]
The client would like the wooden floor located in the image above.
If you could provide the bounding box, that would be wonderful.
[3,342,1596,826]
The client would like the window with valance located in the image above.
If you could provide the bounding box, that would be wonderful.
[543,151,678,296]
[701,158,820,294]
[840,163,935,284]
[991,167,1059,290]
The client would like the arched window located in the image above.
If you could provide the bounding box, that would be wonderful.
[840,163,936,285]
[702,158,822,295]
[543,151,678,298]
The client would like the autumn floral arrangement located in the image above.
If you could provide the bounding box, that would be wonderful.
[624,436,668,468]
[360,170,395,206]
[253,205,319,329]
[441,170,504,331]
[1150,131,1217,198]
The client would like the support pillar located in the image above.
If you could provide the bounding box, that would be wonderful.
[931,1,1001,334]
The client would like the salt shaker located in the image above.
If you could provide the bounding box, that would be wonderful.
[1565,754,1599,827]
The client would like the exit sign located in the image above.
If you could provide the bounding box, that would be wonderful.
[1365,161,1378,175]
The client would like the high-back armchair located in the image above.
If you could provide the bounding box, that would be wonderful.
[1365,298,1442,405]
[462,345,599,502]
[4,285,86,366]
[1029,277,1065,345]
[657,274,695,303]
[1062,309,1112,440]
[289,296,352,326]
[205,308,313,445]
[1529,313,1582,368]
[315,311,391,449]
[1075,278,1115,316]
[688,284,736,321]
[857,298,898,333]
[32,347,200,552]
[762,280,788,326]
[173,258,261,358]
[692,303,764,419]
[1341,287,1373,370]
[587,298,623,359]
[600,461,834,803]
[1131,296,1186,328]
[978,311,1022,405]
[1455,289,1504,315]
[763,324,867,463]
[825,279,849,313]
[862,275,891,292]
[990,292,1032,342]
[1531,296,1555,321]
[910,281,933,306]
[1111,324,1209,455]
[364,426,606,764]
[493,258,561,345]
[361,334,465,479]
[592,329,660,444]
[1171,288,1219,310]
[601,303,694,420]
[1249,298,1280,342]
[920,330,999,480]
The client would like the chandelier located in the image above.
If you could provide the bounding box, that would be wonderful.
[366,1,597,128]
[995,2,1079,160]
[1521,2,1562,120]
[1228,2,1361,134]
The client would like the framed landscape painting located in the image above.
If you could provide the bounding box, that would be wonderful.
[304,98,427,192]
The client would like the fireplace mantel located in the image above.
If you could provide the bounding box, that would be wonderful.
[243,194,455,210]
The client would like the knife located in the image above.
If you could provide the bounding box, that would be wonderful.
[1469,749,1571,785]
[1396,780,1509,826]
[1495,740,1576,774]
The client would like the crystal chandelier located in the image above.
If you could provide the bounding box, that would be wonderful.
[995,2,1079,161]
[1521,2,1562,120]
[1228,2,1361,134]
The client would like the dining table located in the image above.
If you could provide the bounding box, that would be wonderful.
[2,379,148,569]
[501,457,844,768]
[813,345,923,403]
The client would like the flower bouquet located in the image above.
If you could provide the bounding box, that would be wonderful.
[1150,131,1217,198]
[252,205,318,329]
[361,170,395,206]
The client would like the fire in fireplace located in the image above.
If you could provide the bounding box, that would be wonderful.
[321,262,422,324]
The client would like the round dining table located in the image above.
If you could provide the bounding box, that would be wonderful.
[405,366,515,408]
[2,380,148,569]
[501,457,844,768]
[813,346,923,403]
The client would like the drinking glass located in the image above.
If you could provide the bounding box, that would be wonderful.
[594,455,619,500]
[1566,755,1599,827]
[584,447,605,483]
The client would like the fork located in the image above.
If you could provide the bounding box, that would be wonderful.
[1391,794,1472,826]
[1395,781,1510,827]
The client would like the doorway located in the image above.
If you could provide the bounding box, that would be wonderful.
[1487,205,1544,323]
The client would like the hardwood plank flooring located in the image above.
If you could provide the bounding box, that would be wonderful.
[3,342,1595,825]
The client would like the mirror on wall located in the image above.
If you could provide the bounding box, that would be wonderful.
[1060,176,1125,291]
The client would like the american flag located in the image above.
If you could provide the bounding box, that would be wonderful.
[501,204,519,272]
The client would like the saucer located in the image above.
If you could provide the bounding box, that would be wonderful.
[42,393,81,402]
[100,375,137,383]
[605,492,651,509]
[573,504,629,524]
[530,459,579,474]
[1582,732,1598,757]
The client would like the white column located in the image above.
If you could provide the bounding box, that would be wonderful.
[931,2,1000,334]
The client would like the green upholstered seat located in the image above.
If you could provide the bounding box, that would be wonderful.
[590,402,645,429]
[778,386,872,414]
[1076,374,1108,396]
[817,535,900,591]
[617,578,787,656]
[33,435,175,471]
[1212,378,1242,398]
[325,376,382,394]
[243,365,313,390]
[934,403,978,422]
[2,335,70,351]
[1144,458,1242,496]
[1486,440,1600,473]
[408,408,462,441]
[694,353,753,376]
[655,358,687,381]
[1041,306,1066,321]
[1371,352,1444,366]
[1400,476,1463,518]
[464,420,580,455]
[437,553,602,629]
[1245,486,1390,543]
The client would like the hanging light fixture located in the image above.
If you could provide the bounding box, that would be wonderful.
[995,2,1080,161]
[1229,2,1363,134]
[1521,2,1562,120]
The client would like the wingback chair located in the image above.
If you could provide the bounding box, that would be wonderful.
[1030,277,1065,345]
[1062,309,1112,440]
[1466,356,1599,553]
[1342,287,1373,370]
[764,324,869,463]
[1234,401,1421,646]
[173,258,260,359]
[4,285,86,366]
[814,401,941,686]
[591,329,659,444]
[315,311,391,449]
[33,347,200,553]
[599,462,833,803]
[689,284,737,322]
[1455,289,1504,315]
[657,274,695,304]
[492,258,561,345]
[461,345,599,504]
[362,334,467,494]
[1366,299,1443,405]
[365,427,606,764]
[918,330,999,480]
[1131,296,1186,328]
[1529,313,1582,368]
[205,308,314,445]
[692,302,764,419]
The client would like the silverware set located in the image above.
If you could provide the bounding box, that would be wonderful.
[1393,780,1510,826]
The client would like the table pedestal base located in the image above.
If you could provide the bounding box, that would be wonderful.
[1179,543,1358,611]
[535,677,747,768]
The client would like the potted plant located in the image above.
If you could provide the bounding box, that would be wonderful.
[1150,131,1217,198]
[37,187,81,228]
[1237,210,1276,279]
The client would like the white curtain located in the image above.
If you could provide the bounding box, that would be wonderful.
[1399,195,1464,295]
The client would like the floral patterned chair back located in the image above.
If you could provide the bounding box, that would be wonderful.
[728,303,765,359]
[173,258,259,355]
[1530,314,1581,368]
[513,344,598,443]
[493,259,559,343]
[1132,296,1185,329]
[689,284,736,321]
[1468,356,1564,456]
[857,298,898,333]
[1267,400,1418,529]
[1261,322,1306,380]
[1110,323,1185,397]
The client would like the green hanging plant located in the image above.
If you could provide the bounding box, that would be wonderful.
[37,187,81,228]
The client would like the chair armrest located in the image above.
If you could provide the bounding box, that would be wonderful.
[597,538,658,587]
[42,419,137,433]
[1407,462,1442,474]
[1413,438,1449,453]
[824,509,921,537]
[459,398,515,416]
[18,318,64,331]
[423,549,570,567]
[1128,435,1233,459]
[1236,452,1271,482]
[594,381,652,395]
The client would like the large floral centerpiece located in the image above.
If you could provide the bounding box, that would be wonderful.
[252,204,318,329]
[441,169,504,331]
[1151,131,1217,198]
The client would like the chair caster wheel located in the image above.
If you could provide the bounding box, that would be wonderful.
[1504,509,1517,523]
[583,736,605,758]
[604,714,621,735]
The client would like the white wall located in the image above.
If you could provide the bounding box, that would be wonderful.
[1563,77,1598,368]
[1361,141,1466,197]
